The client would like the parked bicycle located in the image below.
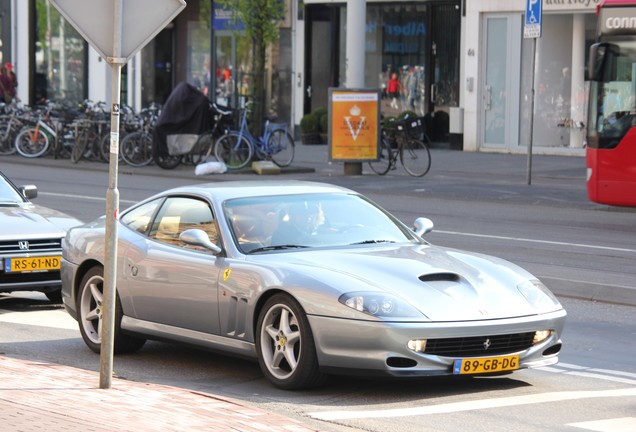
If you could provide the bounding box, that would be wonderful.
[0,103,30,156]
[368,115,431,177]
[120,103,161,167]
[190,102,236,165]
[13,101,62,158]
[70,100,109,163]
[214,102,295,170]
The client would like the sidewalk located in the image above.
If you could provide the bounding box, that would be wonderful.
[0,355,320,432]
[2,140,589,183]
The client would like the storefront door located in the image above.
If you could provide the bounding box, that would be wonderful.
[141,26,175,106]
[304,6,338,113]
[481,15,521,149]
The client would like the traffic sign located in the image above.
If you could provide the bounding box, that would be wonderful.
[524,0,542,39]
[49,0,186,61]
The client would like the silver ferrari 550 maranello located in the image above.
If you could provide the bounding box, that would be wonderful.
[61,180,566,389]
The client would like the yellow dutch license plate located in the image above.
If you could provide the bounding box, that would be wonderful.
[5,256,61,273]
[453,354,519,375]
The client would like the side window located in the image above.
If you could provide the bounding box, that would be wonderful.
[148,197,218,250]
[120,198,162,235]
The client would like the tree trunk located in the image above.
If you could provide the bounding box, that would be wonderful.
[250,35,267,137]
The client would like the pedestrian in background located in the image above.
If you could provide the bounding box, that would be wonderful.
[387,72,400,110]
[0,63,16,103]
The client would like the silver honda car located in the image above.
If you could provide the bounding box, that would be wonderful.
[0,170,82,302]
[61,180,566,389]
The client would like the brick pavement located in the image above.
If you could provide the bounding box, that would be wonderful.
[0,355,320,432]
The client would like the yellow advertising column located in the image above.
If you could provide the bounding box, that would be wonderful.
[329,89,381,168]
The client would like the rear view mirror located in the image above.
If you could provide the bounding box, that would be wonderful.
[588,43,619,82]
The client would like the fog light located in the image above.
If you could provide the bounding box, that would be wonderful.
[533,330,552,345]
[408,339,427,352]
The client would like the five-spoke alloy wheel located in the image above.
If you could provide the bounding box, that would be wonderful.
[256,294,325,390]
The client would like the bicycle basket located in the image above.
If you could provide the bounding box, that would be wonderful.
[166,134,199,155]
[395,117,423,138]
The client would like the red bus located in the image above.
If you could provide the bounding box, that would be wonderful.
[587,0,636,206]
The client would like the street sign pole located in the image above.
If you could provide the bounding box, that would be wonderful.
[48,0,186,390]
[524,0,542,186]
[100,0,123,389]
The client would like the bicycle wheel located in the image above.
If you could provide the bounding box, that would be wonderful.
[400,138,431,177]
[191,131,216,165]
[99,131,123,162]
[214,132,253,169]
[71,126,91,163]
[0,118,16,155]
[267,130,295,167]
[15,127,50,158]
[368,138,392,175]
[120,131,154,167]
[155,154,182,169]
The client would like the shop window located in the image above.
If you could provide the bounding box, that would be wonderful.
[34,0,87,104]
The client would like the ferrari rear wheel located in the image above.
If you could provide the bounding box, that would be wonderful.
[256,293,326,390]
[77,266,146,354]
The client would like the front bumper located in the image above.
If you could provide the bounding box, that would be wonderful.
[0,255,63,293]
[60,257,80,320]
[308,308,566,377]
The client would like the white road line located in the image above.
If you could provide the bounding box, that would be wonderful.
[538,365,636,386]
[0,310,78,331]
[568,417,636,432]
[308,388,636,421]
[557,363,636,380]
[39,191,106,202]
[435,230,636,254]
[40,191,136,205]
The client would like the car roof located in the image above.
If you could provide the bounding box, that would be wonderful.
[163,180,355,202]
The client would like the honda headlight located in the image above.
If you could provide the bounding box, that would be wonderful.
[517,280,562,314]
[339,292,423,318]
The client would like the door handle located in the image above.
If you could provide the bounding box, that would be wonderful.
[484,85,492,111]
[306,85,312,98]
[430,84,436,103]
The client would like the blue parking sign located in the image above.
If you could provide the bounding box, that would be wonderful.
[524,0,542,39]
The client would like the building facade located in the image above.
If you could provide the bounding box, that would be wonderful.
[463,0,599,155]
[1,0,601,155]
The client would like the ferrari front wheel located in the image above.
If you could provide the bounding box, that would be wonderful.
[256,293,326,390]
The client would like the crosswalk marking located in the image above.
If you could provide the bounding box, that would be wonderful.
[539,363,636,385]
[309,388,636,420]
[568,417,636,432]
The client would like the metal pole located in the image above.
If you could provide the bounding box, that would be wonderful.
[343,0,366,175]
[526,38,536,186]
[100,0,124,389]
[210,1,216,102]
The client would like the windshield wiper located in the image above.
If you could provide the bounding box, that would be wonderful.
[248,244,309,254]
[349,240,396,245]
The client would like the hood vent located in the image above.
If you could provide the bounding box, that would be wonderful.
[419,272,460,283]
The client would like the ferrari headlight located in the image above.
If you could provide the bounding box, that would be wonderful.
[339,292,422,318]
[517,280,562,314]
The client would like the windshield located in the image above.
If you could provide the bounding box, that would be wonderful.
[0,174,26,205]
[223,193,421,254]
[588,40,636,149]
